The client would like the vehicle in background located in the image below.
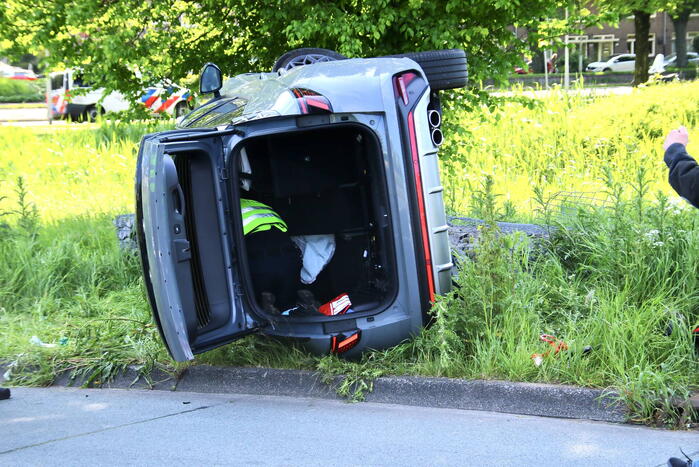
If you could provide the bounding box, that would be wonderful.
[663,52,699,67]
[0,63,38,80]
[47,69,193,121]
[649,54,668,74]
[586,52,694,75]
[586,54,636,72]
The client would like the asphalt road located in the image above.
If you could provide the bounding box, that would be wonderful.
[2,387,698,466]
[0,106,90,127]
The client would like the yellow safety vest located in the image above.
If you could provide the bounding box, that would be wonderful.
[240,199,287,235]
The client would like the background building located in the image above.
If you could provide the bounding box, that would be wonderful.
[571,12,699,61]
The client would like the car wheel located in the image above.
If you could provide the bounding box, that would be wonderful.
[385,49,468,90]
[175,101,189,118]
[603,68,612,73]
[85,106,100,122]
[272,48,347,72]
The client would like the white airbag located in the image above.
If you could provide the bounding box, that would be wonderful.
[291,234,336,284]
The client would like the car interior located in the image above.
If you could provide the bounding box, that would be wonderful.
[232,124,396,318]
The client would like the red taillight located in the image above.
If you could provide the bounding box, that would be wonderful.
[407,111,436,303]
[394,72,436,303]
[394,72,418,105]
[305,97,330,111]
[330,331,361,354]
[291,88,332,114]
[396,76,409,105]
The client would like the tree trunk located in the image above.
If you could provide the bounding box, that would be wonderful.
[528,23,546,74]
[633,10,651,86]
[672,8,692,68]
[531,50,546,74]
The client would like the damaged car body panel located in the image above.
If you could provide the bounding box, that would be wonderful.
[137,52,465,361]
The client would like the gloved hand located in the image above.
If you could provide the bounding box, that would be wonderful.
[664,126,689,151]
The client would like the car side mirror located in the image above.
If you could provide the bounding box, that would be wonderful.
[200,63,222,98]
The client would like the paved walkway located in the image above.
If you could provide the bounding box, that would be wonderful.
[2,387,698,466]
[0,106,49,122]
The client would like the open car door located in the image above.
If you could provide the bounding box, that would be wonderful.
[135,129,258,361]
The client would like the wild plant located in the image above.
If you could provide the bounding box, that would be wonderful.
[0,180,11,238]
[14,176,39,237]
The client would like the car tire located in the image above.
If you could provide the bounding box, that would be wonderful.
[272,48,348,72]
[385,49,468,90]
[603,68,612,73]
[85,105,101,122]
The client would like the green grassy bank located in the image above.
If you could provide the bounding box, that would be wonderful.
[1,84,698,426]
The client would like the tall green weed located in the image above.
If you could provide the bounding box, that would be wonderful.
[0,121,171,220]
[365,167,699,425]
[440,82,699,217]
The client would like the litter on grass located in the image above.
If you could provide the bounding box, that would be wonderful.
[29,336,68,348]
[531,334,568,367]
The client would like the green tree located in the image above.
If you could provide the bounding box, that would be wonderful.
[667,0,699,68]
[595,0,666,85]
[633,8,654,85]
[0,0,594,100]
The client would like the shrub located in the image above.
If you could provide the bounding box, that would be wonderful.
[0,77,44,103]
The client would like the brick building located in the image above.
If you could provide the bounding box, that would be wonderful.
[571,12,699,61]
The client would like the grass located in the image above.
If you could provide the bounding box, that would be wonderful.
[0,120,171,219]
[440,81,697,217]
[1,83,698,426]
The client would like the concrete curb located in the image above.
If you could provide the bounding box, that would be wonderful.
[365,376,626,422]
[3,365,627,423]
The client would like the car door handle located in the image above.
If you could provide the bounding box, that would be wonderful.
[172,184,186,217]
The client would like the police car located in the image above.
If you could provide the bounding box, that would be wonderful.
[48,69,193,121]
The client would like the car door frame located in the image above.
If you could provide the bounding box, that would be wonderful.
[135,129,260,361]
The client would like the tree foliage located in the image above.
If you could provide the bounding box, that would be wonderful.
[594,0,699,84]
[1,0,594,98]
[594,0,667,85]
[667,0,699,67]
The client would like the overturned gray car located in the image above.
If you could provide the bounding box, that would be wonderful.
[135,48,468,361]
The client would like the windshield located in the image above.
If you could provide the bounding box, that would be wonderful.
[600,55,618,63]
[50,74,65,90]
[193,98,246,127]
[178,98,230,127]
[72,72,93,88]
[178,97,247,128]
